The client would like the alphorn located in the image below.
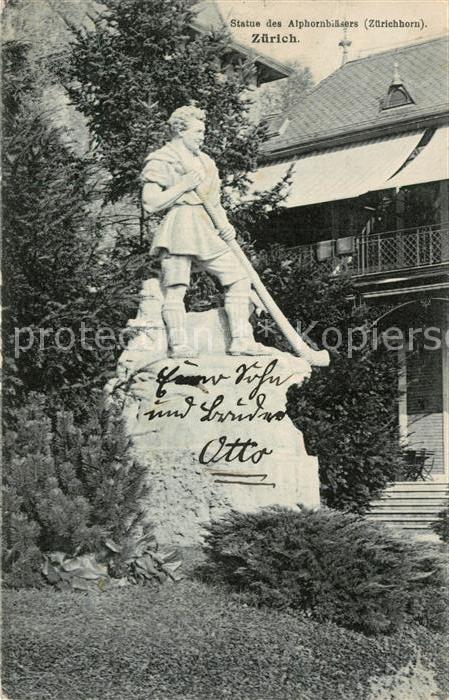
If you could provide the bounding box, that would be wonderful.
[193,185,330,367]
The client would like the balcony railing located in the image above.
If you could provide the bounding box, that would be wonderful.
[279,224,449,277]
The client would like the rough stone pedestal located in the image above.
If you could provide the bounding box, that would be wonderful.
[111,280,321,545]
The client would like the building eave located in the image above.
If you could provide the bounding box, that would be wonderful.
[189,14,293,83]
[225,39,294,81]
[261,108,449,162]
[353,266,449,300]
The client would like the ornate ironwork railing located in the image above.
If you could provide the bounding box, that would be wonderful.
[281,224,449,277]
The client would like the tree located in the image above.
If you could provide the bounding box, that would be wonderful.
[2,393,150,588]
[259,60,314,116]
[254,248,404,512]
[54,0,291,318]
[2,41,89,401]
[58,0,267,204]
[2,40,149,416]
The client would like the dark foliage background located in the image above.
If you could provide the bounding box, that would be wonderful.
[251,250,404,511]
[57,0,266,203]
[2,40,151,417]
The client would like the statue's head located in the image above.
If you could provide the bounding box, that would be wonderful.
[168,105,206,155]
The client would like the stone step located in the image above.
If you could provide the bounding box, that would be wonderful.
[367,480,448,538]
[384,522,437,531]
[381,491,449,499]
[370,505,445,514]
[383,482,449,493]
[371,498,448,507]
[373,492,446,499]
[401,523,436,530]
[383,524,441,541]
[368,513,442,522]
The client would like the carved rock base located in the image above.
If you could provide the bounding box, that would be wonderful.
[111,337,320,544]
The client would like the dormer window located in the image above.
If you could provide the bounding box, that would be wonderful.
[262,114,290,140]
[380,61,415,110]
[385,85,413,108]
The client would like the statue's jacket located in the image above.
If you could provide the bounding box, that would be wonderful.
[141,142,229,260]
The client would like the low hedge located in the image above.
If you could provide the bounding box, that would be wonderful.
[201,506,448,635]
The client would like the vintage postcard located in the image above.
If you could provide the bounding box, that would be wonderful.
[2,0,448,698]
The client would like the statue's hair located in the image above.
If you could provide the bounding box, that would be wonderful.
[168,105,206,136]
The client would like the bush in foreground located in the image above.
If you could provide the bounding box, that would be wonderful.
[202,506,447,635]
[432,507,449,543]
[2,393,154,588]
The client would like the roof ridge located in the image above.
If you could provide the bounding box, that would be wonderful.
[267,35,448,153]
[283,34,448,113]
[273,106,449,147]
[346,34,448,65]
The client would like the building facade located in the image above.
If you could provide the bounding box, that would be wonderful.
[253,37,449,528]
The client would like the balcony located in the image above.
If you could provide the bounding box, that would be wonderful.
[280,224,449,278]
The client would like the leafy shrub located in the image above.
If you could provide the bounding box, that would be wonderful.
[42,526,182,592]
[201,506,448,635]
[431,508,449,543]
[2,393,152,588]
[42,552,112,592]
[104,522,183,585]
[252,251,406,512]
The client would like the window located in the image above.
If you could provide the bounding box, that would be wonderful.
[380,63,415,111]
[381,85,414,110]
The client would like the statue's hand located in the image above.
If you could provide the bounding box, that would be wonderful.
[181,170,203,192]
[219,224,236,242]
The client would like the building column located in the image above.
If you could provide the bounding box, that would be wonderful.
[442,307,449,481]
[439,180,448,480]
[398,345,408,447]
[440,181,449,260]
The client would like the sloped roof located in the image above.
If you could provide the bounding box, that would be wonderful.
[190,0,225,31]
[191,0,293,83]
[264,36,448,156]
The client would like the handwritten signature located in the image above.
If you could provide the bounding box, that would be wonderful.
[199,436,274,465]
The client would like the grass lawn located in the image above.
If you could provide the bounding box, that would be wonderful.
[2,563,448,700]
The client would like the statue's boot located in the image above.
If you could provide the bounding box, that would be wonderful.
[162,302,198,359]
[225,294,272,356]
[227,337,273,356]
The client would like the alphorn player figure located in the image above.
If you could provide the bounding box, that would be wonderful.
[141,105,329,366]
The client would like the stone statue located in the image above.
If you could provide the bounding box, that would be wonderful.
[141,105,268,359]
[112,106,329,544]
